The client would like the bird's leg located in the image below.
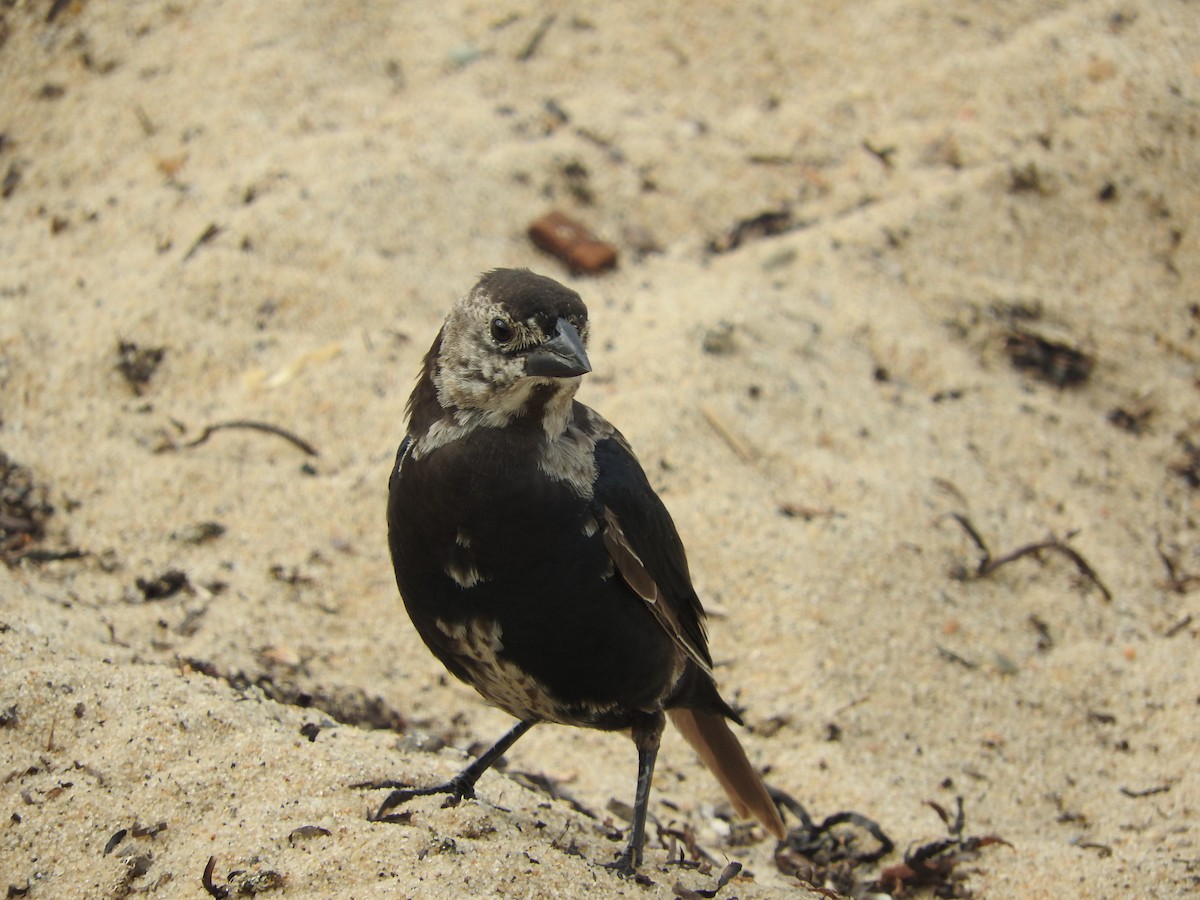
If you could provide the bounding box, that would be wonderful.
[359,719,535,821]
[605,711,665,876]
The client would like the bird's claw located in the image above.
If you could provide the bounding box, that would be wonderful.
[602,849,641,879]
[355,777,477,822]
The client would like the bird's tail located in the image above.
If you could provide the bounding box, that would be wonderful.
[668,708,787,840]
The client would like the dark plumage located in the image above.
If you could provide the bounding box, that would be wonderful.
[373,268,785,873]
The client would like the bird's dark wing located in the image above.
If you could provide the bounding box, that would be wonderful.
[593,422,787,841]
[591,428,714,676]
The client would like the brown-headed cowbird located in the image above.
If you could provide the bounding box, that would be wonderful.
[370,268,785,874]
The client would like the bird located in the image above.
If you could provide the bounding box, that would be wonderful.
[370,267,786,874]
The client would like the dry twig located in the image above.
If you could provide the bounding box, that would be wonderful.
[945,513,1112,602]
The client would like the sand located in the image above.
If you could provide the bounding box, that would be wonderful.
[2,2,1198,897]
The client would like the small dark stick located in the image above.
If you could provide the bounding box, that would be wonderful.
[159,420,319,457]
[517,13,556,61]
[945,513,1112,601]
[183,223,222,262]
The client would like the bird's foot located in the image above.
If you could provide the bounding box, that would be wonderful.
[601,847,642,879]
[353,775,476,822]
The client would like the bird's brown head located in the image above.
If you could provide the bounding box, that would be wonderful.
[413,269,592,432]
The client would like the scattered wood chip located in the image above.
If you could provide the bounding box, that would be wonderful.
[528,211,617,274]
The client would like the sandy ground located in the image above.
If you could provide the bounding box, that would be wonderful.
[2,2,1198,897]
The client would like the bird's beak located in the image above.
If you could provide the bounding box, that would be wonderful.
[525,318,592,378]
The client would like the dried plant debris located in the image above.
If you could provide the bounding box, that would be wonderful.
[516,13,556,62]
[183,222,222,262]
[103,822,168,859]
[1154,533,1200,594]
[103,829,128,856]
[1107,400,1154,435]
[944,513,1112,602]
[981,298,1044,332]
[656,820,721,871]
[770,791,1007,897]
[708,208,807,255]
[507,770,599,820]
[701,322,738,356]
[772,788,893,896]
[134,569,192,601]
[672,861,743,899]
[1004,329,1093,387]
[2,160,23,199]
[0,452,52,556]
[870,799,1011,898]
[181,657,408,731]
[1169,433,1200,489]
[156,419,319,457]
[0,452,80,565]
[201,857,228,899]
[287,825,332,845]
[117,340,166,395]
[558,159,594,205]
[170,521,226,544]
[862,139,897,168]
[1007,162,1051,195]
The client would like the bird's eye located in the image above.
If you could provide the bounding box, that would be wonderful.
[490,318,514,344]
